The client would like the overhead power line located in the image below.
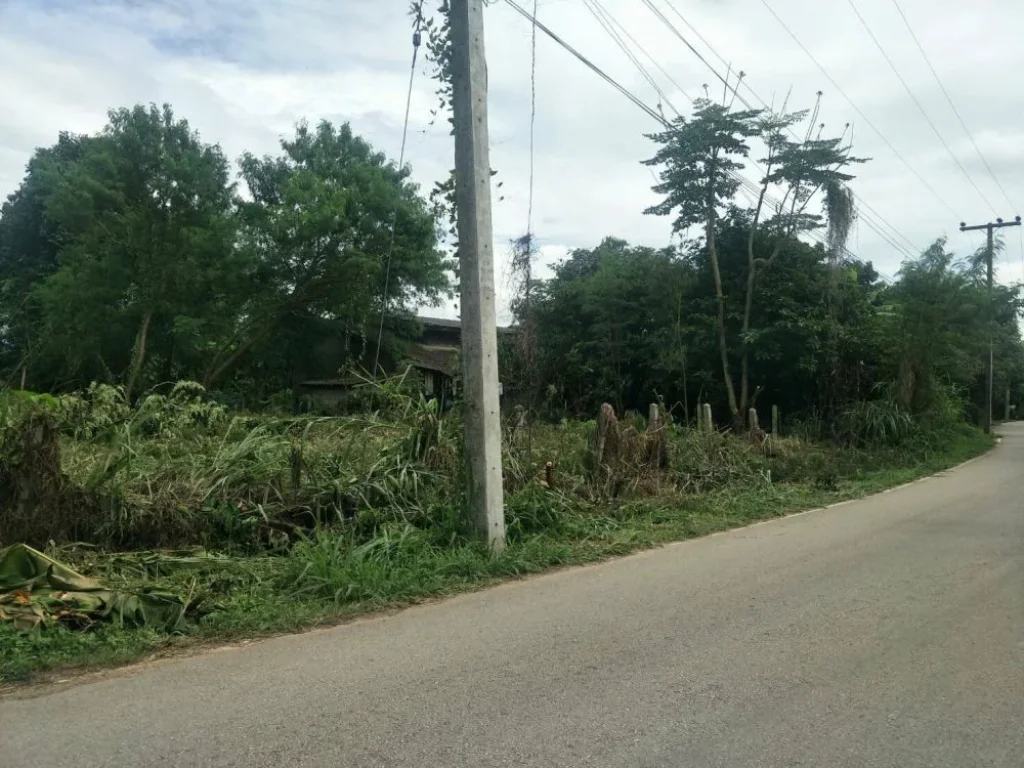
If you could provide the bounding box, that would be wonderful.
[373,13,423,375]
[583,0,678,113]
[755,0,961,221]
[889,0,1017,213]
[501,0,915,267]
[657,0,763,106]
[526,0,538,237]
[640,0,921,258]
[843,0,996,216]
[584,0,692,106]
[502,0,664,123]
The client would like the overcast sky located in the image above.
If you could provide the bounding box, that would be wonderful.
[3,0,1023,321]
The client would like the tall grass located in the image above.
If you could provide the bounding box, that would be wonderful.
[2,374,986,553]
[0,378,996,681]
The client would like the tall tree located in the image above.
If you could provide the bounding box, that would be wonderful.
[208,120,451,388]
[644,95,866,426]
[643,99,760,425]
[0,132,94,385]
[6,105,237,395]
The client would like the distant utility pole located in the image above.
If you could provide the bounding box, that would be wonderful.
[450,0,506,551]
[959,215,1021,434]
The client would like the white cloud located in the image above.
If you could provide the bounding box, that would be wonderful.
[4,0,1024,326]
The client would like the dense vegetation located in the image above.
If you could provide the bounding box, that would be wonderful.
[0,106,451,401]
[0,380,992,680]
[0,91,1017,680]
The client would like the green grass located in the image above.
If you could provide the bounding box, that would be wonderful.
[1,422,993,684]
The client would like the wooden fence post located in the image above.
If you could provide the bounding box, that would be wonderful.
[771,405,779,437]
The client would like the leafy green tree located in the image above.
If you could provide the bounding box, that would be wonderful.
[210,120,451,388]
[4,105,237,396]
[0,132,95,385]
[525,219,886,425]
[884,238,1024,420]
[644,96,866,426]
[528,238,693,415]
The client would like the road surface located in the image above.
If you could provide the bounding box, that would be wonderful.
[3,427,1022,767]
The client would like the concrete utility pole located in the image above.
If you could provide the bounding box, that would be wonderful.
[959,215,1021,434]
[450,0,506,551]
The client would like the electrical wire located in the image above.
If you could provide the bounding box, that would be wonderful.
[657,0,762,106]
[502,0,913,268]
[889,0,1022,267]
[639,0,921,257]
[587,0,693,104]
[844,0,997,216]
[756,0,962,220]
[526,0,538,238]
[583,0,681,112]
[524,0,539,452]
[503,0,666,124]
[372,13,423,376]
[891,0,1017,212]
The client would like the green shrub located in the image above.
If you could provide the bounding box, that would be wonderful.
[835,398,916,447]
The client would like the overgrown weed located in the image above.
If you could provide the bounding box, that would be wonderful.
[0,379,996,681]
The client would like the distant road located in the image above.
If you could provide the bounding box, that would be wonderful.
[3,426,1022,767]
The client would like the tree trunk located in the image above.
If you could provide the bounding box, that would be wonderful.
[740,260,756,419]
[203,333,263,389]
[682,346,689,426]
[707,218,740,425]
[674,295,689,424]
[740,182,771,425]
[126,309,153,401]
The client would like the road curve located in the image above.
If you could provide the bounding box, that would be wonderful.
[3,427,1022,767]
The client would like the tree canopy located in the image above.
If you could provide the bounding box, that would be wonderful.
[1,97,1021,430]
[0,105,452,400]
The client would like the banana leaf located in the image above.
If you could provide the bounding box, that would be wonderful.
[0,544,185,632]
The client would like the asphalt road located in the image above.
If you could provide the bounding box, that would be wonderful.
[3,428,1022,767]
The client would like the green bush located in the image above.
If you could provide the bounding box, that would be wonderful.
[835,398,916,447]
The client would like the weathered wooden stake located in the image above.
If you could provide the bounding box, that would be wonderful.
[595,402,618,467]
[702,403,713,432]
[771,405,779,437]
[647,403,666,470]
[748,408,758,431]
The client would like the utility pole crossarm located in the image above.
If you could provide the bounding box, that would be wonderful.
[958,216,1022,233]
[958,215,1022,435]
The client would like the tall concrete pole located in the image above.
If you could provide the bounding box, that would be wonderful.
[960,216,1021,434]
[450,0,506,551]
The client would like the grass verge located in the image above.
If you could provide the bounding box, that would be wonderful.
[1,425,993,685]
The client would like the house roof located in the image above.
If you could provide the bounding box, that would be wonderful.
[417,316,463,330]
[417,315,516,334]
[404,343,460,374]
